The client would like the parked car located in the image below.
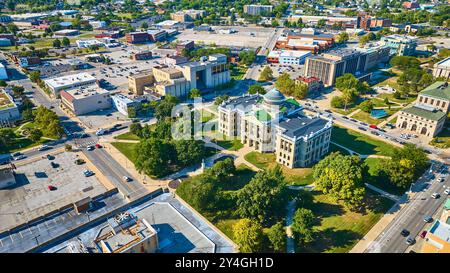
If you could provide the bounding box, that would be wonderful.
[95,144,102,149]
[431,192,440,199]
[48,185,57,191]
[84,170,94,177]
[87,146,95,151]
[419,230,427,239]
[38,145,51,151]
[13,155,26,161]
[369,124,377,129]
[444,188,450,195]
[50,162,59,168]
[358,127,367,131]
[74,159,85,165]
[423,216,433,223]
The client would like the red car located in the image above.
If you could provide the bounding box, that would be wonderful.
[48,185,57,191]
[369,124,377,129]
[420,230,427,238]
[95,144,102,149]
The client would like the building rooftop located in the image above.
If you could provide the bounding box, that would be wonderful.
[280,50,311,58]
[401,104,446,121]
[44,72,96,90]
[0,91,15,110]
[0,166,14,185]
[429,220,450,243]
[420,82,450,101]
[220,94,261,111]
[278,114,330,139]
[60,85,109,101]
[264,88,286,104]
[435,57,450,68]
[112,94,134,104]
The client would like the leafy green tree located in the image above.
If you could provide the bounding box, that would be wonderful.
[206,158,236,182]
[52,38,61,48]
[29,71,41,83]
[359,100,374,113]
[331,96,344,108]
[239,50,256,66]
[236,166,288,223]
[28,128,43,142]
[154,95,180,120]
[189,88,201,99]
[175,139,205,167]
[267,221,286,252]
[0,80,6,87]
[176,174,217,211]
[129,123,143,137]
[233,219,263,253]
[313,152,366,209]
[292,208,315,244]
[22,108,33,121]
[381,144,428,188]
[292,82,308,100]
[62,37,70,47]
[134,137,173,177]
[275,73,296,95]
[248,84,266,95]
[127,106,137,118]
[0,128,15,151]
[214,95,230,105]
[336,32,349,43]
[389,56,420,71]
[141,22,149,29]
[258,66,273,82]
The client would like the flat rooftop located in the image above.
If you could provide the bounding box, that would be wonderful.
[0,151,108,233]
[278,114,331,139]
[436,57,450,68]
[429,220,450,243]
[0,91,15,110]
[44,72,96,90]
[43,193,235,253]
[62,85,109,100]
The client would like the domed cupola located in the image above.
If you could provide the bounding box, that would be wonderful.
[263,88,285,105]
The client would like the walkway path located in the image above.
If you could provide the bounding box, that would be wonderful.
[286,200,296,253]
[365,183,401,202]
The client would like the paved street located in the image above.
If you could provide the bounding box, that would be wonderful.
[365,169,449,253]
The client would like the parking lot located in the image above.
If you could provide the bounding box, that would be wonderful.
[268,62,305,78]
[177,26,275,48]
[0,151,109,232]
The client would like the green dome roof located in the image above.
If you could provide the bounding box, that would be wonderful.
[263,88,285,104]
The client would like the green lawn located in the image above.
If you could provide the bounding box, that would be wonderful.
[329,143,351,155]
[350,109,400,126]
[215,138,243,151]
[230,65,247,80]
[114,132,140,141]
[111,142,138,162]
[364,157,406,196]
[377,93,416,105]
[430,127,450,149]
[331,125,396,156]
[297,189,395,253]
[244,151,314,186]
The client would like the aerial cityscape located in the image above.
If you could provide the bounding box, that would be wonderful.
[0,0,450,258]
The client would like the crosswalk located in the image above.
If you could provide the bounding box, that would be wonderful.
[74,140,97,148]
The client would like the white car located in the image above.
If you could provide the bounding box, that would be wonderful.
[431,192,440,199]
[123,176,131,182]
[444,188,450,195]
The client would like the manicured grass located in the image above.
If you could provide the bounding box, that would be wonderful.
[331,125,396,156]
[114,132,140,141]
[216,138,243,151]
[329,143,351,155]
[377,93,416,105]
[297,189,395,253]
[231,65,247,80]
[111,142,138,162]
[194,109,217,123]
[430,127,450,149]
[244,151,314,186]
[8,137,49,153]
[364,157,406,196]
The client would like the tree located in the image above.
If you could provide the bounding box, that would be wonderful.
[127,106,137,118]
[53,39,61,48]
[236,166,289,223]
[176,173,217,211]
[248,84,266,95]
[214,95,230,105]
[175,140,205,167]
[336,32,349,43]
[29,71,41,83]
[331,96,344,108]
[0,128,15,151]
[154,95,180,120]
[317,19,326,28]
[130,123,143,137]
[232,219,263,253]
[239,50,256,66]
[275,73,296,95]
[267,221,286,252]
[0,80,6,87]
[291,208,315,244]
[141,22,149,29]
[65,144,73,152]
[313,152,366,209]
[359,100,374,113]
[28,128,43,142]
[189,88,201,99]
[134,137,173,177]
[62,37,70,47]
[381,144,428,188]
[207,158,236,182]
[389,56,420,71]
[258,66,273,82]
[292,82,308,100]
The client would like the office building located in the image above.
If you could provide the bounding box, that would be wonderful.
[111,94,140,117]
[44,72,97,95]
[0,90,20,122]
[125,32,150,44]
[128,71,155,95]
[170,10,206,22]
[396,82,450,138]
[60,85,111,115]
[380,35,417,56]
[433,57,450,80]
[243,5,273,16]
